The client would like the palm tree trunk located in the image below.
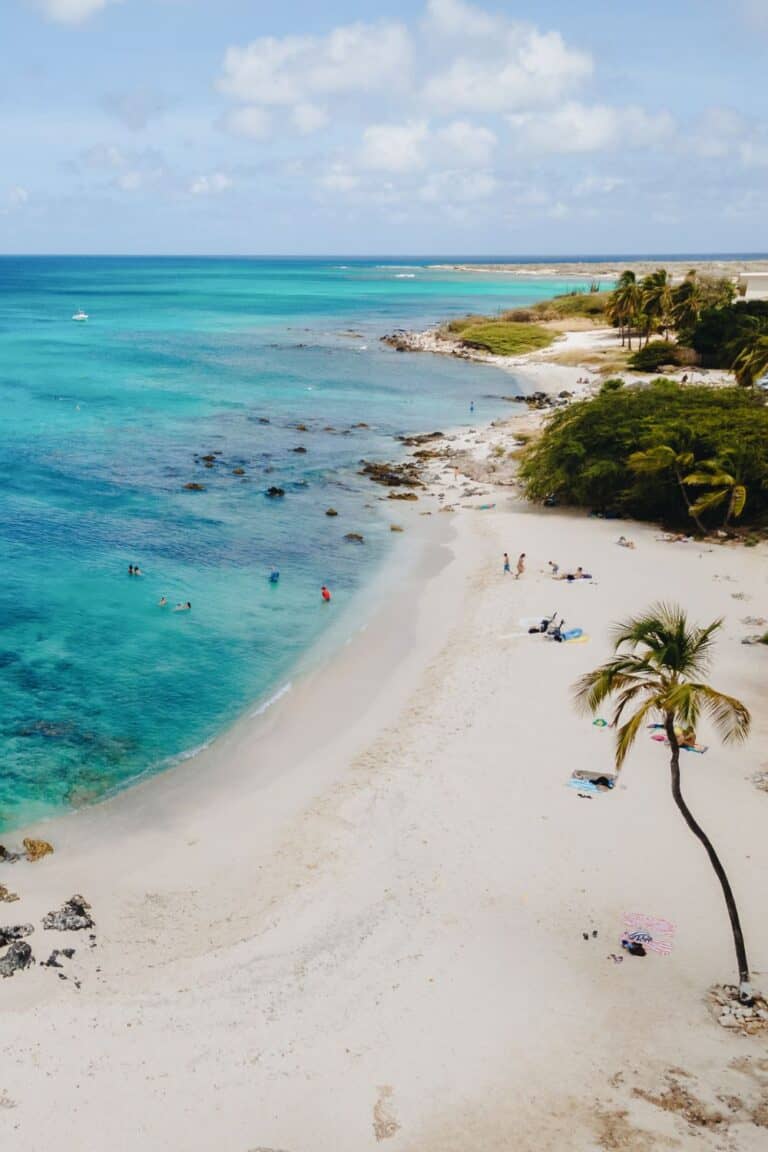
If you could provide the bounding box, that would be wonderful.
[665,717,752,1002]
[673,467,706,536]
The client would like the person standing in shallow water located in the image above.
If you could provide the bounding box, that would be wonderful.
[516,553,526,579]
[321,585,331,602]
[503,552,511,574]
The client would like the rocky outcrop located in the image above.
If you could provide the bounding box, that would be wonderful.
[388,492,419,501]
[0,924,33,947]
[265,487,286,498]
[23,838,53,862]
[359,460,424,488]
[344,533,364,544]
[184,482,205,491]
[41,947,75,968]
[292,446,308,454]
[42,895,94,932]
[232,467,245,475]
[0,885,19,903]
[325,508,338,517]
[0,941,33,977]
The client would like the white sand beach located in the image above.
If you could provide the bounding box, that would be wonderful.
[2,410,768,1150]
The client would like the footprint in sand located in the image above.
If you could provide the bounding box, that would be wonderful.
[373,1085,401,1141]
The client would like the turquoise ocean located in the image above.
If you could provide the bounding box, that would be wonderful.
[0,258,594,830]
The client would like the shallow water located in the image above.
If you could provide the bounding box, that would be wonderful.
[0,257,594,829]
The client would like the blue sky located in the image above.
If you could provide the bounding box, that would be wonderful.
[2,0,767,254]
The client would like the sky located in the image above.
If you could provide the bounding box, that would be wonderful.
[1,0,767,255]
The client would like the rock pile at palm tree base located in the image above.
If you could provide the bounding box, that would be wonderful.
[709,985,768,1034]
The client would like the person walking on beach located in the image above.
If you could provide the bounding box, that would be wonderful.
[321,585,331,602]
[503,552,511,574]
[516,553,526,579]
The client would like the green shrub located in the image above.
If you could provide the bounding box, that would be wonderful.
[458,321,555,356]
[629,341,680,371]
[518,381,768,527]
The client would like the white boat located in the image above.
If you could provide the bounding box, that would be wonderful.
[72,309,88,322]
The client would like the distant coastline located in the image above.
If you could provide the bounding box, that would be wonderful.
[428,258,768,278]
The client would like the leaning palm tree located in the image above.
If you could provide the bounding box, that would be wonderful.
[731,325,768,387]
[684,458,747,529]
[628,444,707,534]
[574,604,752,1002]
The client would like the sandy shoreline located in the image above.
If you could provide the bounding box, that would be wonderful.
[2,375,768,1147]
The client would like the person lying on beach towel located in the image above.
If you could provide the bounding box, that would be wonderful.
[554,568,593,582]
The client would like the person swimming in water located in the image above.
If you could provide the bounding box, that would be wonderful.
[269,570,280,584]
[128,564,134,575]
[321,585,331,602]
[158,596,167,607]
[174,601,191,612]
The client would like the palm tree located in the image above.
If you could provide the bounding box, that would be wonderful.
[671,270,703,336]
[609,271,641,350]
[628,444,707,534]
[574,604,752,1001]
[684,456,747,529]
[731,324,768,387]
[640,269,673,345]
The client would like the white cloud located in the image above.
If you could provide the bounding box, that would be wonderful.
[423,5,592,112]
[509,102,674,153]
[189,172,234,196]
[219,22,411,106]
[225,105,271,139]
[425,0,498,39]
[292,104,329,135]
[437,120,496,165]
[36,0,117,23]
[360,120,430,172]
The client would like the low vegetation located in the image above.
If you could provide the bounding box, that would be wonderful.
[438,288,609,356]
[628,339,681,371]
[519,380,768,530]
[447,319,555,356]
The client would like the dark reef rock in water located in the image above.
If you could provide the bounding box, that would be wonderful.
[0,923,34,947]
[232,467,245,475]
[292,446,308,454]
[397,431,444,447]
[359,460,424,488]
[265,486,286,499]
[388,491,419,501]
[42,895,94,932]
[0,941,33,977]
[325,508,338,517]
[343,533,365,544]
[184,482,206,491]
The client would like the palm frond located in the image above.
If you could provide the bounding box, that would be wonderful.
[614,698,658,769]
[688,684,751,743]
